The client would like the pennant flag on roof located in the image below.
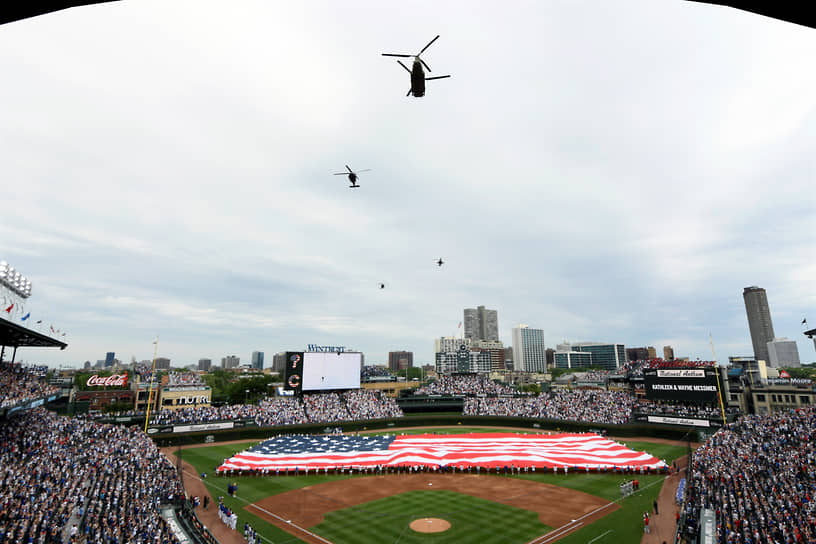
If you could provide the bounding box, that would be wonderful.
[21,312,30,321]
[4,303,13,313]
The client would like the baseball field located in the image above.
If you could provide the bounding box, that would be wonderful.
[178,428,685,543]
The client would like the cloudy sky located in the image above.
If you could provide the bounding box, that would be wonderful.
[1,0,814,368]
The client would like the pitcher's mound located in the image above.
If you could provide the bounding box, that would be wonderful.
[410,518,451,533]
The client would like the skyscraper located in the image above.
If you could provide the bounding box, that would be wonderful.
[511,325,547,372]
[663,346,674,361]
[388,351,413,371]
[251,351,264,370]
[743,286,776,364]
[464,305,499,342]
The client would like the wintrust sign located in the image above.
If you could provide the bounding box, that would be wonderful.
[307,344,346,353]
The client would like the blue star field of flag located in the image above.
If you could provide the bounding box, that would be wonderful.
[247,434,396,455]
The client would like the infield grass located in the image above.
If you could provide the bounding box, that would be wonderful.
[180,434,686,544]
[312,489,551,544]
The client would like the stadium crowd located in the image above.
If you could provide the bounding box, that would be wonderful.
[166,371,205,386]
[141,390,403,426]
[635,400,740,420]
[0,408,183,544]
[0,362,59,409]
[683,406,816,543]
[413,375,520,396]
[463,389,636,424]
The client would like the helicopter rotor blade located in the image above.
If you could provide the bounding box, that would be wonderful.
[346,165,353,173]
[418,35,440,55]
[396,60,412,73]
[382,53,413,58]
[425,75,451,80]
[420,58,432,73]
[356,169,371,173]
[406,88,412,97]
[333,173,348,175]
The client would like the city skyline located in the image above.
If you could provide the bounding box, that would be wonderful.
[1,1,813,367]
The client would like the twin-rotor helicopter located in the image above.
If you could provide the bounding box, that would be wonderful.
[382,35,451,98]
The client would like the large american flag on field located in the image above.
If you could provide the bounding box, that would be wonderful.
[216,433,666,472]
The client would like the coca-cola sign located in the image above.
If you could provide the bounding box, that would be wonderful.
[86,372,128,388]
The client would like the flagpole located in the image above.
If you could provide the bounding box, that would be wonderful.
[144,336,159,433]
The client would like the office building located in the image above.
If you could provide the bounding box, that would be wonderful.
[251,351,265,370]
[554,350,593,369]
[626,347,650,362]
[221,355,240,368]
[663,346,675,361]
[104,352,115,367]
[561,342,626,371]
[154,357,171,370]
[766,338,800,368]
[743,286,776,364]
[511,325,547,372]
[272,352,286,373]
[435,336,471,354]
[464,305,499,342]
[198,358,212,372]
[388,351,413,371]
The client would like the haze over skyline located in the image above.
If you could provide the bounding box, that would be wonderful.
[1,0,814,367]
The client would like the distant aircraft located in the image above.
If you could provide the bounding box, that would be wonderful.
[379,283,385,289]
[436,258,444,267]
[333,165,371,188]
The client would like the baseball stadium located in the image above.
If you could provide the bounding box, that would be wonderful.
[2,3,816,544]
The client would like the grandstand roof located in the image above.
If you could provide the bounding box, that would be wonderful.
[0,2,120,26]
[0,319,66,349]
[3,2,814,30]
[687,2,816,29]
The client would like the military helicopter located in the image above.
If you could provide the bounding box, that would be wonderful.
[436,258,444,267]
[382,35,450,97]
[333,165,371,188]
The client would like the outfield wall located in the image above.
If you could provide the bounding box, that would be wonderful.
[147,414,692,447]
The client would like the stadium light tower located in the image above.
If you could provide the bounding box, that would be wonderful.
[0,261,32,298]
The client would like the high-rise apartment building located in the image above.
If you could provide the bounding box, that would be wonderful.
[464,305,499,342]
[221,355,240,368]
[251,351,264,370]
[766,338,800,368]
[663,346,675,361]
[511,325,547,372]
[388,351,413,371]
[743,286,776,364]
[198,358,212,371]
[154,357,171,370]
[647,346,657,359]
[434,336,471,354]
[272,352,287,373]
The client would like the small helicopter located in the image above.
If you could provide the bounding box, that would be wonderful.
[436,258,444,267]
[378,283,385,289]
[382,35,450,97]
[333,165,371,188]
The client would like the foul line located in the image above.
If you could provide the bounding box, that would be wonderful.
[182,466,334,544]
[589,529,613,543]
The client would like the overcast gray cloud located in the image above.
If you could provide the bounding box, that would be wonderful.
[1,0,814,367]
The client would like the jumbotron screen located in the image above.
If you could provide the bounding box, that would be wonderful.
[302,352,361,391]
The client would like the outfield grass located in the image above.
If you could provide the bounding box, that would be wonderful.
[312,489,551,544]
[180,434,686,544]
